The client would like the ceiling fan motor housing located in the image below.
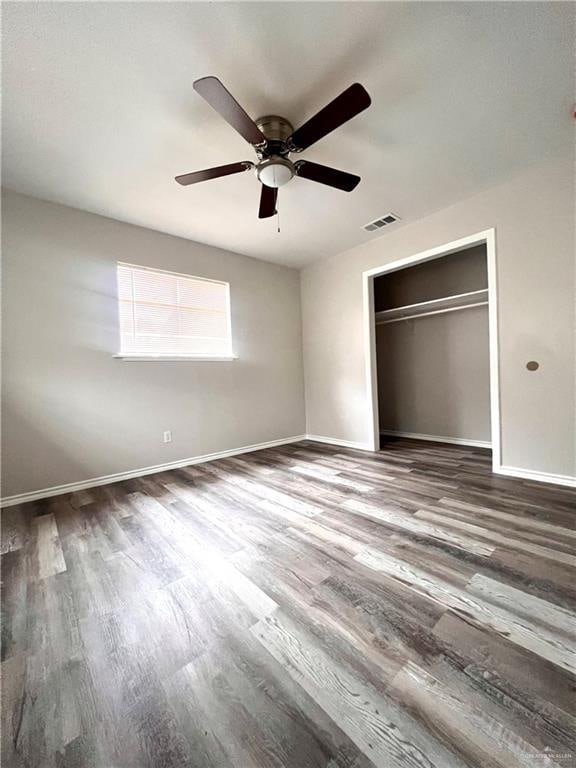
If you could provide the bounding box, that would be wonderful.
[255,115,294,147]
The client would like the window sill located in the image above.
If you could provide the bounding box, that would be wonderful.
[113,354,238,362]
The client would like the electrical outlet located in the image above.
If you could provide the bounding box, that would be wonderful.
[163,430,172,444]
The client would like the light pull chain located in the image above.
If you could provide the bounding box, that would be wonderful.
[277,204,280,233]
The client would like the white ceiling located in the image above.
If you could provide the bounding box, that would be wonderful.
[2,2,573,268]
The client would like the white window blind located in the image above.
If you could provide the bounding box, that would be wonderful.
[117,263,233,358]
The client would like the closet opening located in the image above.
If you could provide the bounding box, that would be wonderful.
[363,230,500,470]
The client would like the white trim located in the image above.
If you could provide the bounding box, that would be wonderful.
[485,229,501,468]
[495,466,576,489]
[380,430,491,449]
[114,355,237,362]
[362,228,501,469]
[0,435,307,508]
[363,273,380,451]
[305,434,373,451]
[363,230,496,279]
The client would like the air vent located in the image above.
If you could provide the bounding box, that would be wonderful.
[363,213,401,232]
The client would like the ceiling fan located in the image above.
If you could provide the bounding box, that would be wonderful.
[175,77,371,219]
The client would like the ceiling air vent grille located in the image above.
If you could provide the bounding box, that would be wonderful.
[363,213,400,232]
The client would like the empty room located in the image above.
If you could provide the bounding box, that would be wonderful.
[1,2,575,767]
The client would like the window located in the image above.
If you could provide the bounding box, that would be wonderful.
[116,263,234,360]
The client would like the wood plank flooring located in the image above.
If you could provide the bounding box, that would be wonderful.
[2,438,575,768]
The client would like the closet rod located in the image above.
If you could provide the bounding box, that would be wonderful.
[377,300,488,325]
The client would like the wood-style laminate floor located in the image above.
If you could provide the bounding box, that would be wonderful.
[2,439,576,768]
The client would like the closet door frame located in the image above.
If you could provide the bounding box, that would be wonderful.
[362,228,500,470]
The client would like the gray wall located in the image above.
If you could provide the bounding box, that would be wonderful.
[377,306,491,442]
[301,157,575,478]
[1,191,306,497]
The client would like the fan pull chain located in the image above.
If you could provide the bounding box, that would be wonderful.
[277,205,280,233]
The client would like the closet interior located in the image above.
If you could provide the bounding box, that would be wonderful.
[374,244,492,450]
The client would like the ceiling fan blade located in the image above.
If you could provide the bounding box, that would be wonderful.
[295,160,360,192]
[193,77,267,147]
[288,83,371,152]
[175,161,253,186]
[258,185,277,218]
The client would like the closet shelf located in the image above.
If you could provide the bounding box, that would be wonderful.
[375,288,488,325]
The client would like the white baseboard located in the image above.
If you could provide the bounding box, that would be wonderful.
[380,429,492,449]
[305,434,373,451]
[494,465,576,489]
[3,433,573,506]
[0,435,307,508]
